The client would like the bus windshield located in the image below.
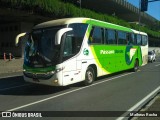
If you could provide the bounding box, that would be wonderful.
[24,23,88,68]
[24,26,64,67]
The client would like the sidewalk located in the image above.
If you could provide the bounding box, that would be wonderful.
[0,59,23,74]
[136,94,160,120]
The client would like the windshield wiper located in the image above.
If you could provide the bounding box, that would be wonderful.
[38,52,51,63]
[35,52,48,67]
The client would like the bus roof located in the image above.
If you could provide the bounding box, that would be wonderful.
[33,17,134,33]
[131,29,148,36]
[33,18,89,29]
[88,18,132,32]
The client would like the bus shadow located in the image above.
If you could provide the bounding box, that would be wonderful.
[0,80,70,96]
[0,70,131,96]
[97,70,132,81]
[70,69,132,87]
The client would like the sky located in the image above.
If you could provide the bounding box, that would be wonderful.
[127,0,160,20]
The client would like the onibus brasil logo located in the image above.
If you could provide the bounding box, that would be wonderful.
[1,112,42,118]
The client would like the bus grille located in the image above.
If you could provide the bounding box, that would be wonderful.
[23,71,54,80]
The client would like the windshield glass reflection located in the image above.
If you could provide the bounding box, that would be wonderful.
[24,26,63,67]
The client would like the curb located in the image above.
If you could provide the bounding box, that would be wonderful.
[131,93,160,120]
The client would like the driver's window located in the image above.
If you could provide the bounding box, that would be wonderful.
[62,23,88,61]
[63,32,76,58]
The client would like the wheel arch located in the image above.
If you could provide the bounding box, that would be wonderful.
[135,58,139,64]
[87,64,97,78]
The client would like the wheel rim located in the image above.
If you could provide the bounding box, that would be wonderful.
[87,71,93,83]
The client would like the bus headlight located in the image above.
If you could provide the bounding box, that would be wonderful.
[46,71,55,75]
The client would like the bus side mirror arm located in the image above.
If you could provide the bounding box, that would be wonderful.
[15,32,27,46]
[55,28,73,45]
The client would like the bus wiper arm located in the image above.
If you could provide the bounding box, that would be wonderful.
[36,52,47,67]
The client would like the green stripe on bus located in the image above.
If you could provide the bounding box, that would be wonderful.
[86,19,132,32]
[23,64,56,73]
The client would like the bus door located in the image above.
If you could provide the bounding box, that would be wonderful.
[61,23,88,85]
[61,32,81,86]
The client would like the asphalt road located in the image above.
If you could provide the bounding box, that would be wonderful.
[0,57,160,120]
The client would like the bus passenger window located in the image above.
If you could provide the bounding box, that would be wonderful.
[89,27,103,44]
[105,29,116,44]
[127,33,134,45]
[117,31,127,45]
[136,34,142,45]
[142,35,148,46]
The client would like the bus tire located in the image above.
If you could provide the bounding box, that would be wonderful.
[84,67,95,86]
[133,59,139,72]
[151,58,153,63]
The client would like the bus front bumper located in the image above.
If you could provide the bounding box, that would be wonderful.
[23,71,62,86]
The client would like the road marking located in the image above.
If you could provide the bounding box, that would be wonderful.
[116,86,160,120]
[0,84,30,91]
[5,72,134,112]
[155,64,160,67]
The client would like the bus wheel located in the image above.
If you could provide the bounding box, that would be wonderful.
[84,67,95,85]
[133,59,139,72]
[151,58,153,63]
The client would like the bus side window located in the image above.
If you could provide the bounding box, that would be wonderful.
[142,35,148,46]
[136,34,142,45]
[127,33,134,45]
[89,27,103,44]
[117,31,127,45]
[105,29,116,44]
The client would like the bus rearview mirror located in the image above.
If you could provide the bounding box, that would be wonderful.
[55,28,73,45]
[15,32,27,46]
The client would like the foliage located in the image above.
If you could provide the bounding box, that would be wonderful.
[0,0,160,38]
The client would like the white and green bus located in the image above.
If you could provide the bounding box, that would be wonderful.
[16,18,148,86]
